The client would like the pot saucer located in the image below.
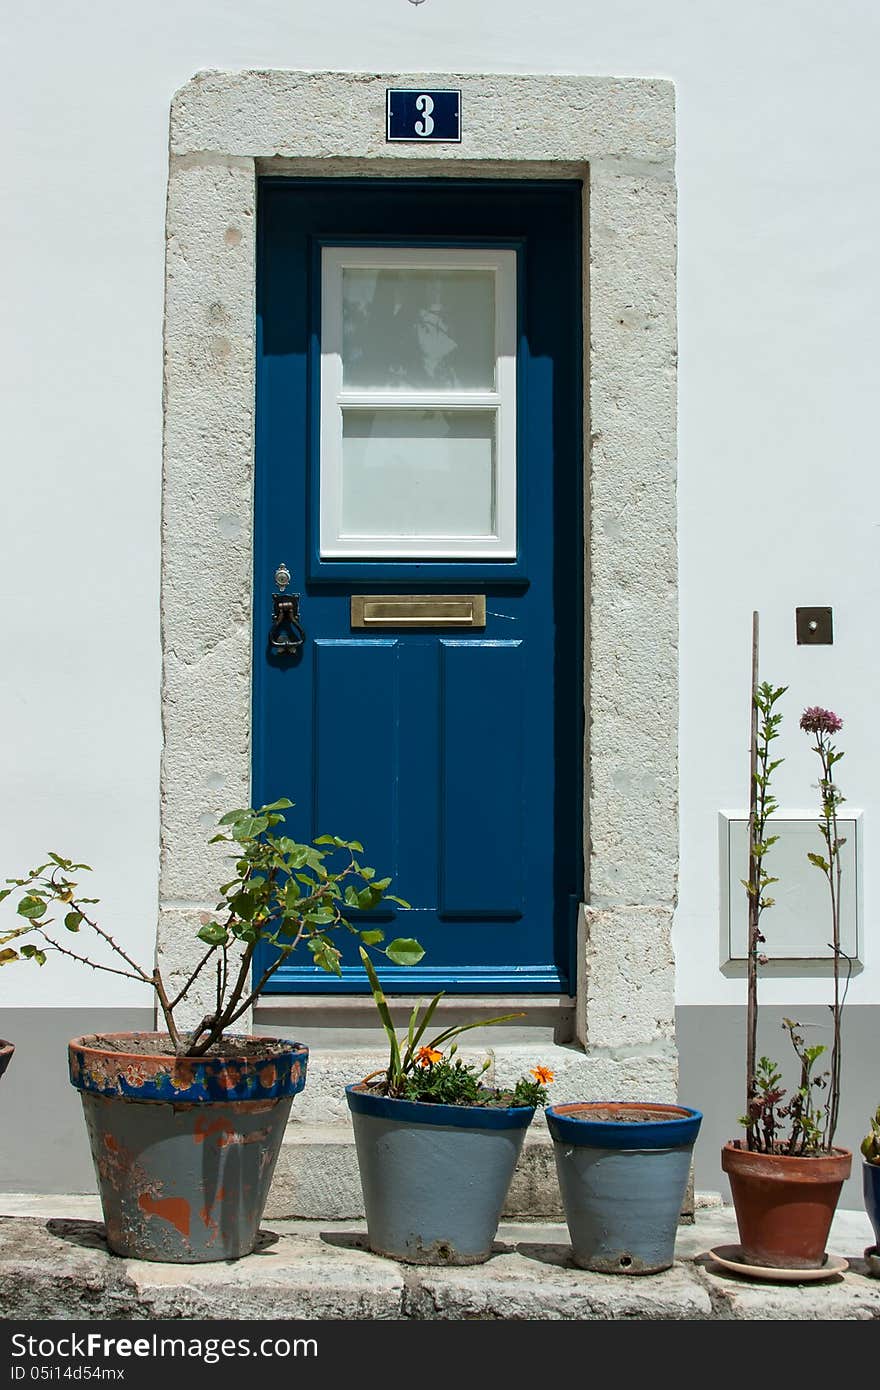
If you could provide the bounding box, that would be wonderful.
[865,1246,880,1278]
[707,1245,847,1282]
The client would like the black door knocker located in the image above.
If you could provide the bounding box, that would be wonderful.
[269,563,306,656]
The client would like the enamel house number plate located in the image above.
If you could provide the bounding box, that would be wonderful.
[386,88,462,143]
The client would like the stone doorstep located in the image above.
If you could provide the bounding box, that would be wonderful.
[268,1039,686,1220]
[268,1123,568,1220]
[268,1121,696,1222]
[0,1204,877,1321]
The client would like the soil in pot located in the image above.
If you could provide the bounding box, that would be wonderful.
[722,1140,852,1269]
[69,1032,308,1263]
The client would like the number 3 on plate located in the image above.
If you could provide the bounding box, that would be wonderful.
[414,94,435,137]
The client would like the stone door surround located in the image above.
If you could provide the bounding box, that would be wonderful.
[159,70,678,1094]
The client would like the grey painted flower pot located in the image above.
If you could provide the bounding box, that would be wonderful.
[546,1102,703,1275]
[346,1084,535,1265]
[69,1033,308,1263]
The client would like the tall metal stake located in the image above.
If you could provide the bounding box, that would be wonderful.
[745,611,760,1146]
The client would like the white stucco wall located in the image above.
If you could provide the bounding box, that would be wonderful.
[1,0,878,1009]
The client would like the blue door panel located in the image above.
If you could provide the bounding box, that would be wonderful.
[313,639,399,912]
[395,640,441,914]
[440,641,524,919]
[254,178,583,994]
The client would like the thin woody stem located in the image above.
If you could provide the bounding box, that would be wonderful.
[746,613,760,1149]
[67,897,153,984]
[229,905,343,1024]
[184,939,258,1057]
[36,931,147,984]
[823,737,843,1150]
[223,935,309,1028]
[152,968,182,1053]
[167,944,217,1011]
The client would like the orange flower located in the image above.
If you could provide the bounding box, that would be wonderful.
[530,1065,555,1085]
[416,1046,443,1068]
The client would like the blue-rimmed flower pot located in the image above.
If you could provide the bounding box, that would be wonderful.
[346,1083,535,1264]
[69,1032,308,1263]
[546,1101,703,1274]
[864,1160,880,1254]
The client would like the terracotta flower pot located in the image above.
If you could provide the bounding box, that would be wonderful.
[722,1140,852,1269]
[0,1040,13,1082]
[69,1032,308,1263]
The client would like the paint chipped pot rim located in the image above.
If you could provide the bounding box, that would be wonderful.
[0,1039,14,1082]
[346,1082,536,1131]
[546,1101,702,1150]
[68,1032,308,1104]
[722,1140,852,1183]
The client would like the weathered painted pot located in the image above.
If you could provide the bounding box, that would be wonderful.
[722,1141,851,1269]
[865,1160,880,1253]
[0,1040,13,1082]
[346,1083,535,1265]
[546,1101,703,1274]
[69,1032,308,1263]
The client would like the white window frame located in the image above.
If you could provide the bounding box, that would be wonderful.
[319,245,517,560]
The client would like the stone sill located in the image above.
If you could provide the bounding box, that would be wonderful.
[254,994,577,1046]
[1,1198,876,1321]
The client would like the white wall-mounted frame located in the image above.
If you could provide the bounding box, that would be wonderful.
[319,245,517,559]
[719,810,863,965]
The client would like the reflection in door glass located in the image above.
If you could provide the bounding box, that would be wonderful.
[341,409,496,538]
[342,269,495,390]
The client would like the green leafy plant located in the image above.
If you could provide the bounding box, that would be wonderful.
[740,1024,830,1157]
[0,799,421,1058]
[861,1107,880,1165]
[741,613,787,1150]
[399,1052,551,1109]
[358,947,552,1108]
[781,1018,829,1156]
[800,706,849,1150]
[401,1053,490,1106]
[737,616,849,1157]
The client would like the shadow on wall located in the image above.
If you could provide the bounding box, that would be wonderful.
[0,1009,153,1194]
[677,1005,876,1208]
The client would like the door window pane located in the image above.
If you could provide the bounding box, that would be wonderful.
[341,409,495,538]
[320,246,516,559]
[342,268,495,391]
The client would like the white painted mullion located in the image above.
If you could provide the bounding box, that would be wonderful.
[337,391,501,410]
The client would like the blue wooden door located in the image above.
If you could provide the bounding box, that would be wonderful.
[255,179,582,993]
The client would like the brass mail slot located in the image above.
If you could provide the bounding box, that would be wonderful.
[351,594,486,629]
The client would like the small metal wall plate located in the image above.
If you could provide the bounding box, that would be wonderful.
[386,89,462,143]
[351,594,486,629]
[796,607,833,645]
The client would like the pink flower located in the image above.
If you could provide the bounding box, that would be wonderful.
[800,707,843,735]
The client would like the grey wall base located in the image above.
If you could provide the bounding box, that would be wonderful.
[0,1009,154,1194]
[677,1004,878,1207]
[3,1005,875,1214]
